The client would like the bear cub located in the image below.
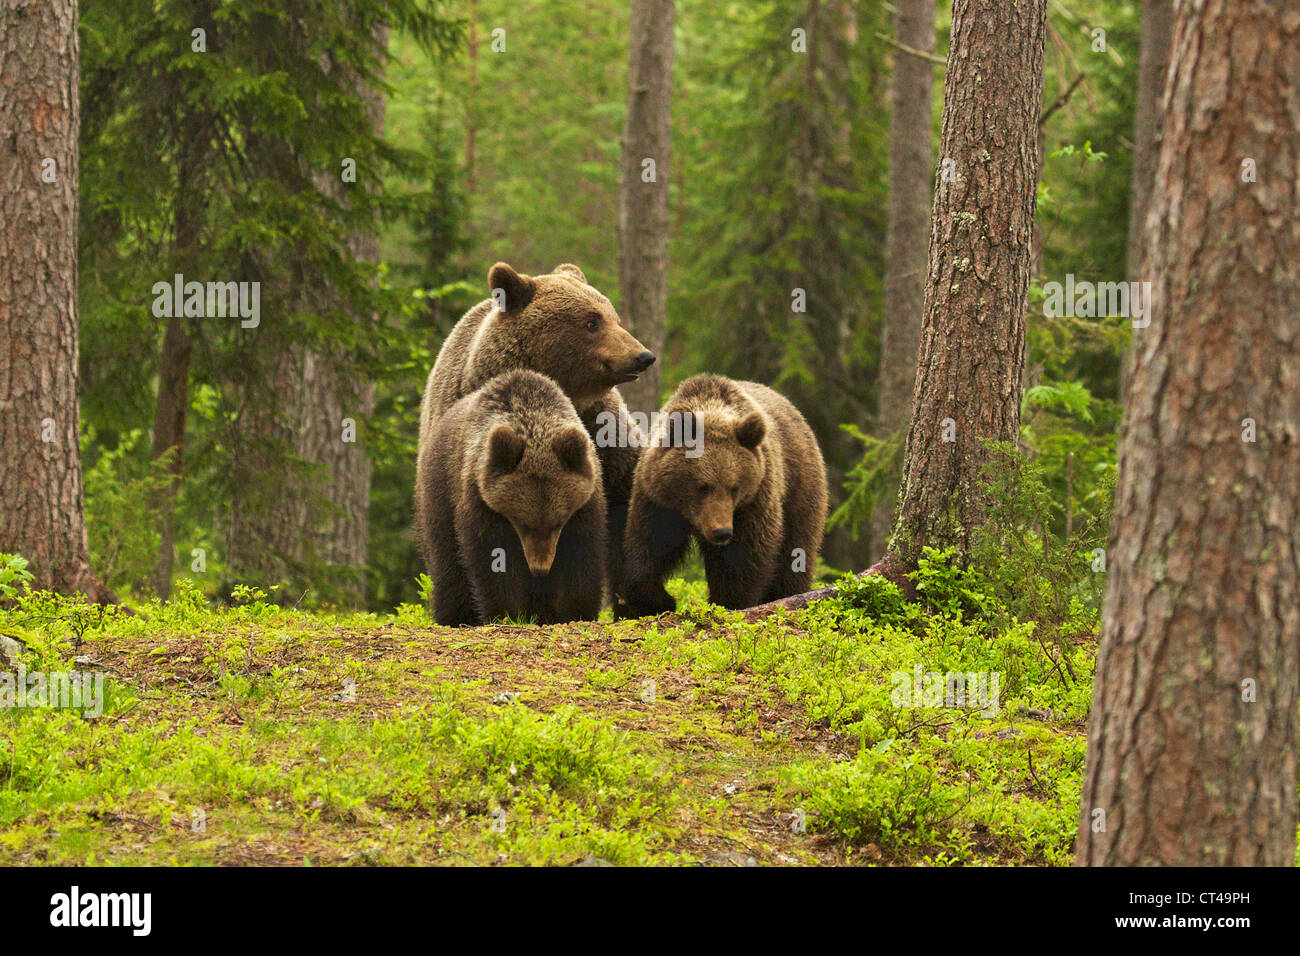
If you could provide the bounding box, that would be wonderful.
[416,369,606,626]
[621,375,828,616]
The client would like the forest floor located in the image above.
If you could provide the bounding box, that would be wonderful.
[0,574,1093,866]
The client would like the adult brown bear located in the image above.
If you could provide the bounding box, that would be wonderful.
[415,370,605,626]
[419,263,652,606]
[620,375,828,615]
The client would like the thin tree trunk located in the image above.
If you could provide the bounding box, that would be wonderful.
[617,0,674,415]
[465,0,478,200]
[886,0,1046,568]
[872,0,936,561]
[149,134,206,600]
[0,0,113,602]
[149,312,191,599]
[1076,0,1300,867]
[1125,0,1173,284]
[1118,0,1173,400]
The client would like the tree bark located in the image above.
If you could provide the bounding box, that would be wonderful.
[872,0,936,561]
[0,0,113,602]
[1076,0,1300,867]
[886,0,1046,568]
[617,0,674,415]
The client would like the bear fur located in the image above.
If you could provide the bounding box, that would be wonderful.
[419,262,653,604]
[621,375,828,615]
[415,369,606,626]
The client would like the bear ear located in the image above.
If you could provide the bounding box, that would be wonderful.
[487,425,527,474]
[735,412,766,450]
[552,263,588,284]
[552,427,593,478]
[488,262,536,313]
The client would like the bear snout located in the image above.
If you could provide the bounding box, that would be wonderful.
[633,350,656,371]
[708,527,733,546]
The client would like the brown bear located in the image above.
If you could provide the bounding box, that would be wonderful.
[420,262,653,604]
[415,370,606,626]
[620,375,828,616]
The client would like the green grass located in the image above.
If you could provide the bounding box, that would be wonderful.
[1,568,1095,866]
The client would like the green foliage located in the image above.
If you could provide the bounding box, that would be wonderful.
[827,424,902,541]
[0,555,33,604]
[81,429,173,595]
[968,442,1110,674]
[671,0,890,565]
[78,0,462,605]
[907,547,997,621]
[832,572,918,628]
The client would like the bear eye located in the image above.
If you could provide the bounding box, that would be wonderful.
[697,483,710,497]
[585,314,601,332]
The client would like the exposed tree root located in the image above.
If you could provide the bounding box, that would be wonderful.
[740,551,916,621]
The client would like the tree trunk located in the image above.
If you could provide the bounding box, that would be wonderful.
[0,0,112,602]
[886,0,1046,568]
[149,312,192,599]
[617,0,674,415]
[1076,0,1300,867]
[871,0,936,561]
[1125,0,1173,284]
[149,133,207,600]
[1118,0,1174,400]
[298,28,386,600]
[224,26,386,605]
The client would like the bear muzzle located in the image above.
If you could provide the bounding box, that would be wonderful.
[520,531,562,577]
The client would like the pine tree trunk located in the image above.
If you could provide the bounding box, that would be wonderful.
[0,0,112,601]
[149,135,206,600]
[617,0,674,415]
[872,0,936,561]
[149,312,191,599]
[1117,0,1173,400]
[1125,0,1173,283]
[886,0,1045,569]
[297,27,386,601]
[1076,0,1300,867]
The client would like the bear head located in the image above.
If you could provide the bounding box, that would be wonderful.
[485,262,655,407]
[478,421,598,576]
[639,406,768,547]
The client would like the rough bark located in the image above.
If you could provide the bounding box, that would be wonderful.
[617,0,674,415]
[872,0,936,561]
[886,0,1046,568]
[1076,0,1300,867]
[0,0,113,602]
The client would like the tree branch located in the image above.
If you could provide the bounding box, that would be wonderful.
[873,32,946,67]
[1040,72,1086,126]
